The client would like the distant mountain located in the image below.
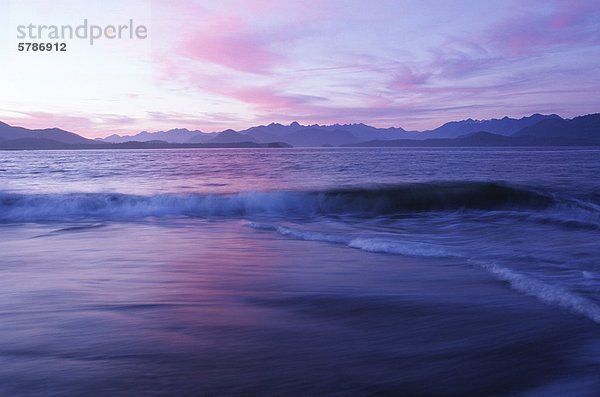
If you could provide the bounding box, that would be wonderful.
[417,114,563,139]
[0,121,96,145]
[315,123,412,141]
[0,120,289,150]
[100,121,412,146]
[239,122,305,143]
[98,115,576,146]
[206,129,257,144]
[514,113,600,142]
[100,128,215,143]
[2,112,598,150]
[455,131,514,144]
[0,121,99,149]
[105,141,289,149]
[0,138,78,150]
[239,121,412,144]
[346,132,513,147]
[283,128,361,147]
[346,117,600,147]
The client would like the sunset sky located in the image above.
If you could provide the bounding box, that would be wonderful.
[0,0,599,138]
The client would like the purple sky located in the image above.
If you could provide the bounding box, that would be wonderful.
[1,0,599,137]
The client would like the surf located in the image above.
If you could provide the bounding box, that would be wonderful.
[0,181,578,222]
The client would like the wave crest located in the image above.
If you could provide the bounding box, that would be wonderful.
[0,182,559,222]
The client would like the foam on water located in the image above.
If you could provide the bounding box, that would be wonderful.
[248,222,600,324]
[248,222,454,258]
[479,262,600,324]
[2,180,599,325]
[347,238,453,258]
[0,181,569,222]
[247,222,350,244]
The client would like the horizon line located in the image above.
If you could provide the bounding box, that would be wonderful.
[2,111,586,138]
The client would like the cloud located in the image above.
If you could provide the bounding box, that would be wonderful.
[146,110,247,130]
[177,15,283,74]
[389,66,432,91]
[21,0,592,137]
[154,0,319,74]
[486,1,600,56]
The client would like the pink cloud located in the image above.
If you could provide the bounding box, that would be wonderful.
[154,0,299,74]
[487,1,600,56]
[153,0,337,75]
[2,111,92,132]
[146,110,246,130]
[178,16,282,74]
[389,66,431,91]
[155,55,324,113]
[228,87,323,110]
[147,0,600,133]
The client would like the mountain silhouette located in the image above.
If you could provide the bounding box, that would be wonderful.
[0,122,96,145]
[101,128,214,143]
[207,129,257,144]
[2,113,599,149]
[417,114,563,139]
[514,113,600,142]
[281,128,360,146]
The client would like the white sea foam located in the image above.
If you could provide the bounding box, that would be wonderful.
[249,221,600,324]
[0,191,318,221]
[479,262,600,324]
[348,238,452,257]
[247,222,453,257]
[247,222,349,244]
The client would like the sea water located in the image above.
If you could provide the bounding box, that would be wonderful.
[0,148,599,396]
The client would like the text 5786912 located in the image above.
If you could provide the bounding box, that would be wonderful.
[17,42,67,52]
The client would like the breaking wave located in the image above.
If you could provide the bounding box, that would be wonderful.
[0,181,580,222]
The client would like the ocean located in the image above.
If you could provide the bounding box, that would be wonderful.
[1,147,599,396]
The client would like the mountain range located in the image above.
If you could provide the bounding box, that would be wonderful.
[97,120,411,146]
[415,113,563,139]
[1,113,599,150]
[0,121,97,145]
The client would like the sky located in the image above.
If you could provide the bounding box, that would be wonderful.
[0,0,599,138]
